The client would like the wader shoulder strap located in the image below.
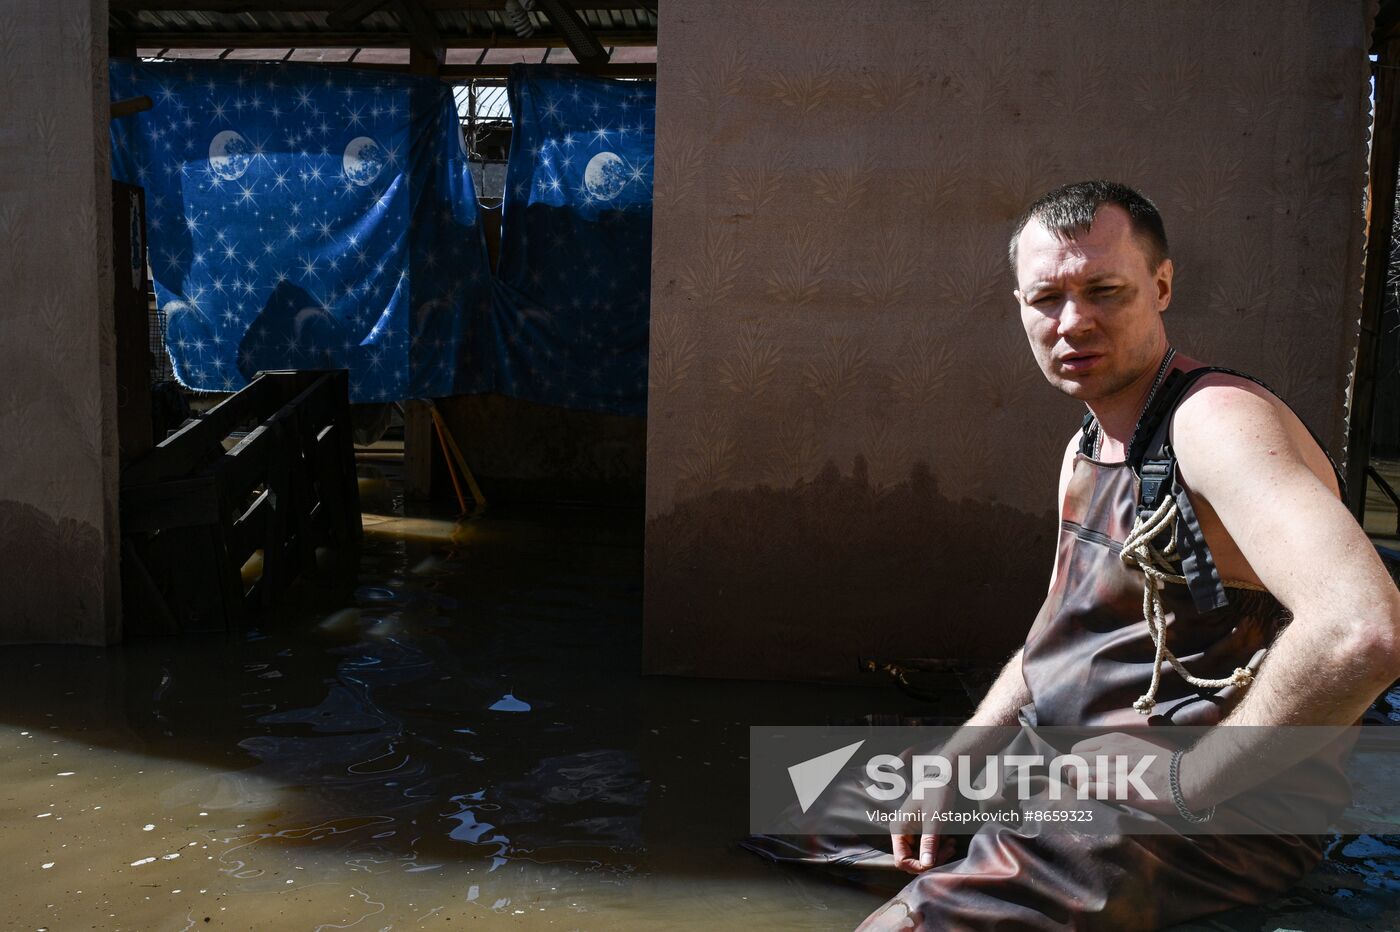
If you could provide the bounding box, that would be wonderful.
[1127,366,1347,613]
[1079,411,1097,457]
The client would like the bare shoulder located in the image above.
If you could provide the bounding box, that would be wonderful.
[1169,371,1339,498]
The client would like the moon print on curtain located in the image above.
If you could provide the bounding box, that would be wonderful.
[488,65,655,417]
[107,59,492,403]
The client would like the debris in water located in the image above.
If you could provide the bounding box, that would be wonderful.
[488,693,530,713]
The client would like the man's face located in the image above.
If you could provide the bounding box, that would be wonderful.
[1013,204,1173,403]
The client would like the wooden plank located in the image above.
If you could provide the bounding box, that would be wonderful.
[1348,39,1400,518]
[123,373,281,486]
[120,368,361,628]
[432,411,469,514]
[209,522,247,630]
[110,29,655,48]
[314,424,349,548]
[120,537,180,636]
[228,490,271,566]
[110,96,153,119]
[151,524,236,631]
[329,372,363,552]
[259,406,315,585]
[403,400,433,499]
[121,475,220,532]
[400,0,446,72]
[429,400,486,508]
[218,423,274,502]
[259,420,294,607]
[298,378,340,426]
[111,0,647,10]
[292,61,655,79]
[288,406,321,573]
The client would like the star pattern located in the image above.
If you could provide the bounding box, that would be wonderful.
[108,60,653,414]
[490,66,656,415]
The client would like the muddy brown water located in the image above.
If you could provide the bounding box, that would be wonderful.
[2,469,1398,930]
[0,471,922,930]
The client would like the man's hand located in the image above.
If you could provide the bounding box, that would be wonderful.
[890,782,958,874]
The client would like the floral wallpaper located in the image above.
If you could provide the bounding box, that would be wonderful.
[644,0,1371,680]
[0,1,121,643]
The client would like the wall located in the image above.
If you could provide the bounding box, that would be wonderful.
[438,394,646,506]
[644,0,1372,680]
[0,1,122,643]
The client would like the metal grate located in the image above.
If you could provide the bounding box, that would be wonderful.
[453,81,512,199]
[149,290,176,385]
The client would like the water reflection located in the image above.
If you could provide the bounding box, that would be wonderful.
[0,465,911,929]
[0,465,1396,929]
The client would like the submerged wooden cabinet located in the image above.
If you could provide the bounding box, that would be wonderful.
[120,370,362,633]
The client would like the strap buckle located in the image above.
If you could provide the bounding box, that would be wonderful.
[1138,457,1174,517]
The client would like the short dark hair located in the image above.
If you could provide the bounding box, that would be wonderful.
[1008,180,1169,274]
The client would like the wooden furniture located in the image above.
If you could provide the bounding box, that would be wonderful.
[120,370,361,633]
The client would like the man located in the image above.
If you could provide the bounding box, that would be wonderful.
[748,181,1400,929]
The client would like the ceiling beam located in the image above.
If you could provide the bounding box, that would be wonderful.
[110,0,648,11]
[107,52,655,78]
[111,29,654,47]
[1375,0,1400,53]
[388,0,445,71]
[384,61,654,79]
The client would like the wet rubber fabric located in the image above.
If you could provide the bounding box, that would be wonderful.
[745,368,1349,931]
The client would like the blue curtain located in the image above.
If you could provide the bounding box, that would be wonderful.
[109,60,490,403]
[109,61,653,416]
[488,65,656,417]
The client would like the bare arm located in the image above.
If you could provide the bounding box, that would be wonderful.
[1167,380,1400,805]
[964,648,1030,726]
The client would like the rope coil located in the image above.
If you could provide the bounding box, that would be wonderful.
[1119,495,1257,714]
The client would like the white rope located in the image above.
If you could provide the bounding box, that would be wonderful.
[1118,495,1256,714]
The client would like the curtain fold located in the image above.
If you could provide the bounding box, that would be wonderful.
[109,60,655,416]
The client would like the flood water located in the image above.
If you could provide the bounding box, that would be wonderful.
[2,466,1399,930]
[0,467,917,930]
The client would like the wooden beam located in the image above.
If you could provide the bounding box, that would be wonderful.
[398,0,445,72]
[1347,36,1400,519]
[111,29,654,48]
[111,0,646,10]
[1375,0,1400,53]
[110,95,154,119]
[402,400,434,500]
[123,373,282,486]
[536,0,609,68]
[323,0,390,30]
[290,60,654,79]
